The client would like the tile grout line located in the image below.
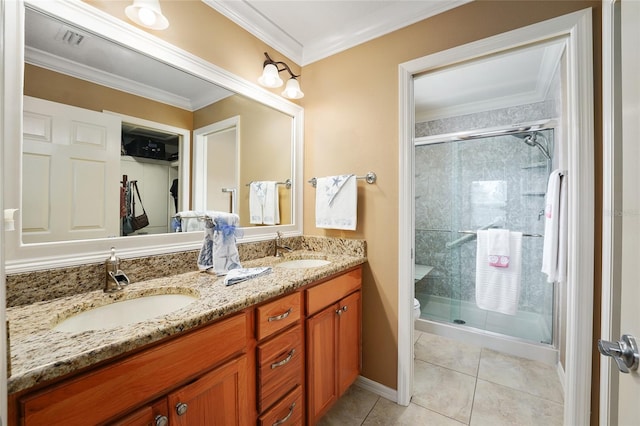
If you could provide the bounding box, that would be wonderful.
[359,395,381,425]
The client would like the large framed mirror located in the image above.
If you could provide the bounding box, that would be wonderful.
[2,0,303,272]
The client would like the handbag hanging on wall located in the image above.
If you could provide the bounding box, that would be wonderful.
[129,180,149,231]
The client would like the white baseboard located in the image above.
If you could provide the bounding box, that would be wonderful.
[355,375,397,403]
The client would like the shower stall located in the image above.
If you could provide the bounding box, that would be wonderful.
[414,125,556,358]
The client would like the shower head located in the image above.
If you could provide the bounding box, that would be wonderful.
[514,132,551,161]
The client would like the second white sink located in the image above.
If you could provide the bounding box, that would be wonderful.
[53,293,198,333]
[276,259,331,269]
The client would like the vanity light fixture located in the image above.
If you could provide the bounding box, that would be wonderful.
[125,0,169,30]
[258,52,304,99]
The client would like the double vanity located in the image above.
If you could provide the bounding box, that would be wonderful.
[6,242,366,425]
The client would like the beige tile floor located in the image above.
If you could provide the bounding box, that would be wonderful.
[318,331,564,425]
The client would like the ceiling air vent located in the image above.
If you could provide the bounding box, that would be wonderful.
[55,26,88,47]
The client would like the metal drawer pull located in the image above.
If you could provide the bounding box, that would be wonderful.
[272,402,296,426]
[271,349,295,369]
[268,307,292,322]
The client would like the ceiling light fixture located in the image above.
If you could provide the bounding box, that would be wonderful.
[258,52,304,99]
[125,0,169,30]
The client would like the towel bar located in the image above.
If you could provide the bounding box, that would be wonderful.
[457,230,544,238]
[245,179,291,189]
[308,172,377,188]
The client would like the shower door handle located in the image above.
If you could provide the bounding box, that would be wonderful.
[598,334,639,373]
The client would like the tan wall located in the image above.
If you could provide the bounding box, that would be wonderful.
[24,64,192,129]
[194,95,292,227]
[300,0,602,399]
[85,0,603,420]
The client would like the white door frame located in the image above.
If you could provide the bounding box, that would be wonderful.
[398,9,595,425]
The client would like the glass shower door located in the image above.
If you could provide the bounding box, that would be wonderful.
[415,129,555,345]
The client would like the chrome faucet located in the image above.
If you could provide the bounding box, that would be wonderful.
[274,232,293,257]
[104,247,130,293]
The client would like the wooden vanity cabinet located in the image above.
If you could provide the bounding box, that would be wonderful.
[305,267,362,425]
[10,265,363,426]
[13,311,254,426]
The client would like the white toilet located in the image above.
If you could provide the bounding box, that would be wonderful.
[413,298,421,320]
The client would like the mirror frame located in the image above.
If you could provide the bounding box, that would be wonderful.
[2,0,304,273]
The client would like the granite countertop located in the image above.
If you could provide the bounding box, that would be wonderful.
[7,250,366,394]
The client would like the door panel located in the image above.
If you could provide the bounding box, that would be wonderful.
[22,96,121,242]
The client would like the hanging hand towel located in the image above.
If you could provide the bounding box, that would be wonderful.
[476,230,522,315]
[487,228,510,268]
[197,211,242,275]
[542,170,567,283]
[315,174,357,230]
[249,181,280,225]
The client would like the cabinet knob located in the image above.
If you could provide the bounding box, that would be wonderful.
[155,415,169,426]
[336,308,343,316]
[342,305,348,312]
[176,402,188,416]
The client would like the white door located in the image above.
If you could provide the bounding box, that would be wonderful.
[601,1,640,424]
[22,96,121,243]
[193,117,240,213]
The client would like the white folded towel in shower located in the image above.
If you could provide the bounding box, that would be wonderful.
[315,174,357,230]
[542,170,567,283]
[476,230,522,315]
[249,181,280,225]
[487,228,510,268]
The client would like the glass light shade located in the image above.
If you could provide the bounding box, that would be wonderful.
[282,78,304,99]
[125,0,169,30]
[258,64,284,88]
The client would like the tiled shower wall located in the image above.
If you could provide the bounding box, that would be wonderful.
[414,98,558,329]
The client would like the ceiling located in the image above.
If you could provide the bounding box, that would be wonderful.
[25,1,564,123]
[203,0,472,66]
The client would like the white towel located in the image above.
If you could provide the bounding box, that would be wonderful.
[249,181,280,225]
[315,174,357,230]
[487,228,510,268]
[476,230,522,315]
[197,211,242,275]
[542,170,567,283]
[224,267,272,286]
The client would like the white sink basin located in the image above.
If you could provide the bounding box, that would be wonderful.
[53,294,198,333]
[276,259,331,269]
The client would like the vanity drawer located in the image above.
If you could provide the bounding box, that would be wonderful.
[256,291,301,340]
[257,324,304,412]
[306,267,362,316]
[258,385,303,426]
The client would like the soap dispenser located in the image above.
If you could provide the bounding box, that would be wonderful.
[104,247,130,292]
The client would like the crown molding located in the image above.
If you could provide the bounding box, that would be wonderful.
[202,0,303,64]
[203,0,471,66]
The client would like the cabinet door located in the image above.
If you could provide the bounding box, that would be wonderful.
[167,355,250,426]
[337,291,361,396]
[108,399,168,426]
[306,303,338,424]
